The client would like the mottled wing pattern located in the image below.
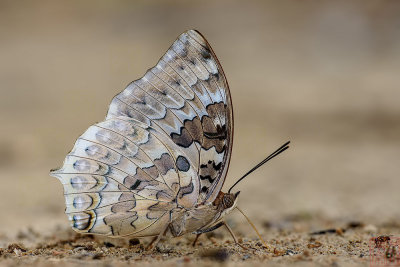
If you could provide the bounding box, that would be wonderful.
[51,29,233,237]
[107,30,233,204]
[51,117,198,237]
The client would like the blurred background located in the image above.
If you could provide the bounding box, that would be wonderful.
[1,0,399,235]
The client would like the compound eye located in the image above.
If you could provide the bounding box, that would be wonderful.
[222,194,234,208]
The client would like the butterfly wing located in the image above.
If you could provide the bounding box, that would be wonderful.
[107,30,233,204]
[51,30,233,237]
[51,117,199,237]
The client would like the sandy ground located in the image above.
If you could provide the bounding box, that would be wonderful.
[1,219,400,266]
[1,0,400,266]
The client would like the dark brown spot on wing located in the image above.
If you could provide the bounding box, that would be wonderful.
[171,127,193,148]
[178,182,194,198]
[153,153,175,176]
[170,102,227,153]
[176,156,190,172]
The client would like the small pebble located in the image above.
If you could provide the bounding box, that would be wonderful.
[242,254,251,260]
[347,221,364,228]
[103,242,115,248]
[285,249,296,256]
[7,244,27,253]
[13,248,22,256]
[129,238,140,246]
[307,241,322,248]
[73,247,86,252]
[92,252,104,260]
[200,248,230,262]
[363,224,377,233]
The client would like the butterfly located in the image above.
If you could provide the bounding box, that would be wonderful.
[50,29,289,249]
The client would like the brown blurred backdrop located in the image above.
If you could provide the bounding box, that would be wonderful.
[1,0,399,235]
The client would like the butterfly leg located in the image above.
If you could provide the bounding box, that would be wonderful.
[146,236,158,250]
[193,221,225,235]
[192,222,247,249]
[192,222,225,246]
[192,234,201,247]
[146,223,170,251]
[222,222,249,250]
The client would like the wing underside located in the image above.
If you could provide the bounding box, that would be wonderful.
[107,30,234,203]
[51,30,233,237]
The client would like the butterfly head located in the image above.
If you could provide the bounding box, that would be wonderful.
[213,191,240,221]
[222,191,240,210]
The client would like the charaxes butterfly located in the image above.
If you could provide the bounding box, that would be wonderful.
[51,29,289,249]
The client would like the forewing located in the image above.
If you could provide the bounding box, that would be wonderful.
[107,30,234,204]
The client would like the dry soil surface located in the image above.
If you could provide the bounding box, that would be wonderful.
[1,216,400,266]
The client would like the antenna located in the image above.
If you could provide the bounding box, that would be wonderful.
[228,141,290,194]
